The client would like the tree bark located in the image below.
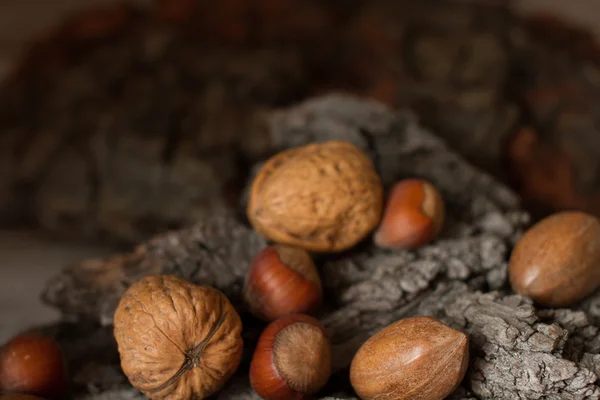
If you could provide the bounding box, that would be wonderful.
[37,95,600,399]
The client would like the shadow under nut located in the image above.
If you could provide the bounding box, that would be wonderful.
[247,141,383,253]
[509,211,600,307]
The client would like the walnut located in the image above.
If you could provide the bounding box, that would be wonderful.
[247,140,383,252]
[113,275,243,400]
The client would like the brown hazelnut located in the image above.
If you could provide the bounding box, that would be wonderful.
[0,334,67,399]
[113,275,243,400]
[509,211,600,307]
[247,140,383,253]
[244,244,322,321]
[250,313,332,400]
[374,179,445,249]
[350,316,469,400]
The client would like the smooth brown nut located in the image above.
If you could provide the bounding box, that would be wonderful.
[350,316,469,400]
[113,275,243,400]
[509,211,600,307]
[374,179,445,249]
[244,244,322,321]
[250,313,332,400]
[247,140,383,253]
[0,334,67,399]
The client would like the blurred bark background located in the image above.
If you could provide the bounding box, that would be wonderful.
[0,0,598,342]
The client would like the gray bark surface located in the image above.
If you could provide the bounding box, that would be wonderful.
[37,95,600,399]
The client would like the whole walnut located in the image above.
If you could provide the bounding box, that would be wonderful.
[113,275,243,400]
[247,141,383,252]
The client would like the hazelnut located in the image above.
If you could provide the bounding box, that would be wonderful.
[247,140,383,253]
[244,244,322,321]
[350,316,469,400]
[113,275,243,400]
[250,313,332,399]
[0,334,67,399]
[509,211,600,307]
[374,179,445,249]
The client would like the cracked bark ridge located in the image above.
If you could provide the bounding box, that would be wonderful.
[427,284,600,399]
[42,211,266,324]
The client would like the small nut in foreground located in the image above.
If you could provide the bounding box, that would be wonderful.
[374,179,445,249]
[350,316,468,400]
[247,140,383,252]
[509,211,600,307]
[244,244,322,321]
[0,334,67,399]
[250,313,332,399]
[113,275,243,400]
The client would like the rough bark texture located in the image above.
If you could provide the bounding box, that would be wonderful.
[0,0,578,244]
[43,211,266,325]
[36,95,600,399]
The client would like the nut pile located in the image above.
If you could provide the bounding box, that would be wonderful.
[5,140,600,400]
[109,140,458,400]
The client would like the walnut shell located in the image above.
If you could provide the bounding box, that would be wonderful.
[113,275,243,400]
[247,141,383,252]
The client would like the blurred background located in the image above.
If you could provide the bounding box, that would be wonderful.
[0,0,599,343]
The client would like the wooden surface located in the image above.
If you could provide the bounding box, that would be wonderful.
[0,0,598,343]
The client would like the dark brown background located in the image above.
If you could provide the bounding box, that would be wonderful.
[0,0,597,342]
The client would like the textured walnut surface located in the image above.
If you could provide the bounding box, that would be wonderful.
[35,94,600,399]
[247,141,383,252]
[113,275,243,399]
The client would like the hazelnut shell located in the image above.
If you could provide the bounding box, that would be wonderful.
[250,314,332,400]
[247,140,383,252]
[509,211,600,307]
[374,179,444,249]
[244,244,322,321]
[113,275,243,400]
[0,334,67,399]
[350,316,468,400]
